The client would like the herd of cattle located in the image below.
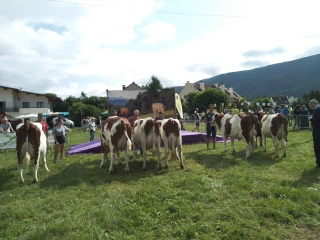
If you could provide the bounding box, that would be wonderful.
[14,112,288,183]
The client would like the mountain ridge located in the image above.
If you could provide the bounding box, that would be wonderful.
[192,54,320,100]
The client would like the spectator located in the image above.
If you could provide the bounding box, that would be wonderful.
[253,106,263,147]
[129,110,140,127]
[300,105,310,129]
[88,117,96,141]
[111,110,117,116]
[231,106,239,115]
[0,117,15,134]
[281,105,290,122]
[309,99,320,167]
[35,113,49,142]
[155,112,164,121]
[293,105,301,130]
[177,113,185,131]
[204,104,216,150]
[81,118,87,132]
[52,117,71,163]
[268,106,275,114]
[192,108,200,132]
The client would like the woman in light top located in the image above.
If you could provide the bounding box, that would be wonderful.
[52,117,71,163]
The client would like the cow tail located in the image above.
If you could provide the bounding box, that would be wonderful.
[23,121,31,165]
[152,124,157,156]
[123,122,132,151]
[23,136,31,165]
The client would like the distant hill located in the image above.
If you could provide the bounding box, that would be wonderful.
[195,54,320,100]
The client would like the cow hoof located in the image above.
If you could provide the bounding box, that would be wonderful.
[108,170,113,174]
[125,167,129,172]
[33,179,38,183]
[19,179,24,183]
[180,164,184,169]
[143,168,147,171]
[164,165,169,169]
[283,154,287,158]
[100,165,104,168]
[158,166,163,171]
[118,162,122,166]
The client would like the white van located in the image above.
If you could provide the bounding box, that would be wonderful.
[52,117,74,128]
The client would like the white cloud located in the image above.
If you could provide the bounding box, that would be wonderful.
[140,21,177,44]
[1,0,320,99]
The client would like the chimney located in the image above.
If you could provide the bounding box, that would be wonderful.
[220,84,225,93]
[122,85,126,90]
[200,80,205,91]
[214,83,218,88]
[229,87,233,97]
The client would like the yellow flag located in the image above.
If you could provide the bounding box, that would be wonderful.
[175,93,183,118]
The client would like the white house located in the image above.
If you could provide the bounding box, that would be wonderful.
[179,80,241,101]
[122,81,143,91]
[0,85,63,118]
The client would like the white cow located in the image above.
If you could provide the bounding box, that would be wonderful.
[16,120,49,183]
[132,117,162,170]
[261,113,288,158]
[100,116,132,173]
[157,118,184,169]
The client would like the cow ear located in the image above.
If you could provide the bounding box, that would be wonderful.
[139,120,143,125]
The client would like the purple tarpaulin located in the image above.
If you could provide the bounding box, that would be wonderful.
[66,131,228,156]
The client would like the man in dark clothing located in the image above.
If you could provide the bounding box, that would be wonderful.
[204,104,216,150]
[309,99,320,167]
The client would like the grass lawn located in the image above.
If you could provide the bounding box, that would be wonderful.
[1,130,320,239]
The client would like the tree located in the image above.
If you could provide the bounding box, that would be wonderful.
[141,75,163,90]
[252,97,273,111]
[68,102,101,127]
[186,88,229,114]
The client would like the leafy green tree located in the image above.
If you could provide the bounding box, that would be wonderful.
[141,75,163,90]
[68,102,101,127]
[186,88,229,114]
[252,97,273,111]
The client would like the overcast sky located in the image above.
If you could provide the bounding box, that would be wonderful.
[1,0,320,98]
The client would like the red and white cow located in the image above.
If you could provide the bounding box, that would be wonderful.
[16,119,49,183]
[100,116,132,173]
[157,118,184,169]
[132,117,161,170]
[261,113,288,158]
[213,112,256,159]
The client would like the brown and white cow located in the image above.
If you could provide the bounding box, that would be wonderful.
[213,112,256,159]
[100,116,132,173]
[261,113,288,158]
[132,117,162,170]
[157,118,184,169]
[16,119,49,183]
[152,103,165,117]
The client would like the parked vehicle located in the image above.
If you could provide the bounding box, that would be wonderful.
[52,117,74,128]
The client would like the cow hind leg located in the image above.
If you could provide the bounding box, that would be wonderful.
[116,151,121,165]
[43,150,49,172]
[33,154,40,183]
[231,139,236,153]
[262,135,267,152]
[272,136,279,158]
[281,139,287,157]
[18,164,24,183]
[100,150,107,168]
[108,146,115,173]
[177,144,184,169]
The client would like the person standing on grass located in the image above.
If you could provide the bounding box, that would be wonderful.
[52,117,71,163]
[192,108,200,132]
[309,99,320,168]
[204,104,216,150]
[88,117,96,141]
[35,113,49,143]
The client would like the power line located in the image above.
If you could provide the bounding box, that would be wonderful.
[48,0,247,18]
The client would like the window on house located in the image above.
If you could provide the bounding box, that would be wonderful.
[37,102,44,108]
[0,101,6,110]
[22,102,30,108]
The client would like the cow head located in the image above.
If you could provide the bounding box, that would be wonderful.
[212,113,224,129]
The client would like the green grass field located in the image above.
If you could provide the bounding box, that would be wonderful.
[1,130,320,239]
